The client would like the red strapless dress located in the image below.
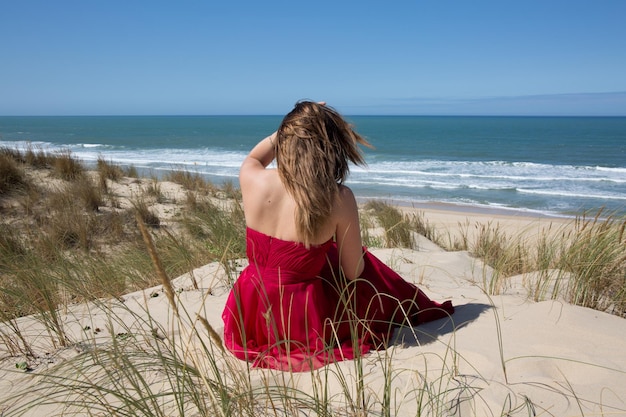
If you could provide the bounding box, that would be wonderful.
[222,227,454,371]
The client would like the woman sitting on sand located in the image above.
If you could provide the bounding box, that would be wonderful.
[222,101,454,371]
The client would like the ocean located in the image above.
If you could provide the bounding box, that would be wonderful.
[1,115,625,217]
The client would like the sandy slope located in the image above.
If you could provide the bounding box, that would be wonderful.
[1,228,625,416]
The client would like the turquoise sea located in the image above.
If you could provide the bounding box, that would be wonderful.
[1,115,625,217]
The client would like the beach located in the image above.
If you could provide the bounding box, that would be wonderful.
[3,0,626,413]
[1,160,625,416]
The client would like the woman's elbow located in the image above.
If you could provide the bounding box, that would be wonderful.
[344,261,365,281]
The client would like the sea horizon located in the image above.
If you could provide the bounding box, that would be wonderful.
[3,114,625,117]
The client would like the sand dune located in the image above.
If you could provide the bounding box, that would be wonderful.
[2,226,625,416]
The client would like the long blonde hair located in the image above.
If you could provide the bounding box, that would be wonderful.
[275,101,372,246]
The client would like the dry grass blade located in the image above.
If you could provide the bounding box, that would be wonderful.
[196,314,225,353]
[135,211,178,315]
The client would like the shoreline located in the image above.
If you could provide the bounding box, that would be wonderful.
[357,196,572,219]
[356,196,579,249]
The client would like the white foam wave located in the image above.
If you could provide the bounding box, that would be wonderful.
[357,159,626,194]
[518,188,626,200]
[0,140,56,149]
[596,166,626,174]
[3,139,624,214]
[366,169,626,183]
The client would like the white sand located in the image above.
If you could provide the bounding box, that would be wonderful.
[1,202,625,416]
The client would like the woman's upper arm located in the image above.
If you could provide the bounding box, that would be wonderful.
[335,186,365,280]
[240,133,276,192]
[240,155,263,181]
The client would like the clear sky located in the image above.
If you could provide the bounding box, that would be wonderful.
[2,1,626,116]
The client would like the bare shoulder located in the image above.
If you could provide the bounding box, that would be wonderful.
[333,185,360,235]
[338,184,356,199]
[239,159,282,219]
[335,185,358,215]
[239,156,264,183]
[240,158,274,192]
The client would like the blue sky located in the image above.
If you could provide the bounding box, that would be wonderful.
[2,1,626,116]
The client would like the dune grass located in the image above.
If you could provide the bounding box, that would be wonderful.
[0,149,244,325]
[362,200,415,249]
[0,149,624,415]
[358,199,625,316]
[459,210,626,315]
[0,152,29,195]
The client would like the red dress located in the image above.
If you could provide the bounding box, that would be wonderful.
[222,227,454,371]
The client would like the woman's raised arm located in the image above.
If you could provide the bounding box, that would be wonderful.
[241,132,276,171]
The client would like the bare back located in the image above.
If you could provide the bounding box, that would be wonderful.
[240,155,364,279]
[240,164,336,245]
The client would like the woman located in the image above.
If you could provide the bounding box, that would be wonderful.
[222,101,453,371]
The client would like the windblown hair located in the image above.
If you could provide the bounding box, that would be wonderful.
[276,101,372,247]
